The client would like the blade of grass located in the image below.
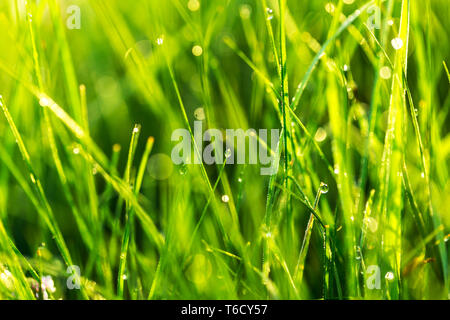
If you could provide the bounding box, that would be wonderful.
[117,125,143,298]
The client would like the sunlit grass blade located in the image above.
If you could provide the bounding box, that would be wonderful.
[117,125,143,298]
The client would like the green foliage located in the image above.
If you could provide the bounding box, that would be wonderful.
[0,0,448,300]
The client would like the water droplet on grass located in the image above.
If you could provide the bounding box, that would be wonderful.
[179,164,188,176]
[135,40,152,58]
[266,8,273,20]
[148,153,173,180]
[192,45,203,56]
[225,148,232,158]
[319,182,329,194]
[39,96,51,107]
[194,107,205,120]
[221,195,229,203]
[391,37,403,50]
[187,0,200,12]
[364,217,378,232]
[314,127,327,142]
[385,272,394,281]
[156,36,164,46]
[240,5,251,19]
[325,3,335,13]
[380,66,392,79]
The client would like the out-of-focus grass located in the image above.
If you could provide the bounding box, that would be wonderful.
[0,0,448,299]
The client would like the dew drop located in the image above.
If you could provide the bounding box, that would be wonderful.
[225,148,232,159]
[156,36,164,46]
[347,87,355,100]
[364,217,378,232]
[148,153,173,180]
[221,195,229,203]
[39,97,51,107]
[319,182,329,194]
[134,40,152,58]
[239,5,251,19]
[385,271,394,281]
[73,147,80,155]
[379,66,392,79]
[192,45,203,57]
[194,107,205,120]
[266,7,273,20]
[391,37,403,50]
[325,3,335,13]
[179,164,188,176]
[314,127,327,142]
[187,0,200,12]
[355,246,361,260]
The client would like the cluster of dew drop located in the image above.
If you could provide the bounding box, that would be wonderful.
[266,7,274,20]
[156,36,164,46]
